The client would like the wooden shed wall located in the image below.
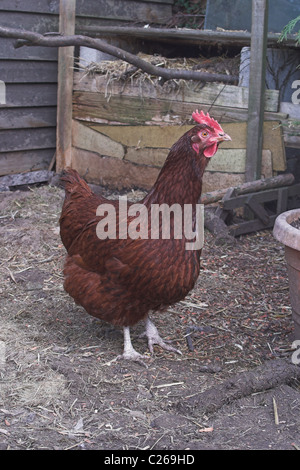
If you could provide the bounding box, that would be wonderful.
[0,0,174,176]
[0,2,59,176]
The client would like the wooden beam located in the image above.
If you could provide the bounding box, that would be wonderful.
[56,0,76,172]
[75,25,299,49]
[245,0,269,182]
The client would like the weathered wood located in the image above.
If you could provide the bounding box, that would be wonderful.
[245,0,269,181]
[0,170,54,188]
[74,73,279,113]
[0,27,238,84]
[0,0,173,14]
[72,147,159,190]
[206,182,300,237]
[200,173,295,205]
[75,0,173,24]
[0,128,56,152]
[222,183,300,211]
[72,91,287,127]
[0,38,58,61]
[56,0,76,172]
[75,25,300,49]
[245,195,270,225]
[4,83,57,107]
[181,359,300,415]
[0,107,57,129]
[0,149,55,176]
[0,60,58,83]
[75,121,286,172]
[204,208,236,245]
[72,121,125,159]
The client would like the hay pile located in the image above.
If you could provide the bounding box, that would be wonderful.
[77,52,240,91]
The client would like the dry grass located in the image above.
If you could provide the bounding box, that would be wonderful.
[0,183,299,450]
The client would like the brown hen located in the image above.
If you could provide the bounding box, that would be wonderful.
[59,111,231,361]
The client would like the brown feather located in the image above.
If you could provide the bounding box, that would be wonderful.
[59,123,221,328]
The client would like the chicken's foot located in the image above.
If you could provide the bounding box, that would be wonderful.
[117,326,148,365]
[144,317,182,356]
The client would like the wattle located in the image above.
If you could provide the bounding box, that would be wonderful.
[204,143,217,158]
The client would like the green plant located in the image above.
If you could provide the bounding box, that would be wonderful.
[279,15,300,44]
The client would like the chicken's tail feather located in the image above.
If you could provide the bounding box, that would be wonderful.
[60,168,92,198]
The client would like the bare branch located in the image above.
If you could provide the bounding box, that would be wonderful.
[0,26,238,84]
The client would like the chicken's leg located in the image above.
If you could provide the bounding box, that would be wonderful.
[118,326,146,362]
[144,317,182,355]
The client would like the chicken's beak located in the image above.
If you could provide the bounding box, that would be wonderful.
[217,133,231,142]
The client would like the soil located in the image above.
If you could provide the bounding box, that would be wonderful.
[0,184,299,451]
[291,218,300,230]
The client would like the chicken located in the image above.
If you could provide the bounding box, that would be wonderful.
[59,110,231,361]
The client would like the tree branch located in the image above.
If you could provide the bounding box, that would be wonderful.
[0,26,238,84]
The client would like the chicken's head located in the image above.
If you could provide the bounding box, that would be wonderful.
[191,110,231,158]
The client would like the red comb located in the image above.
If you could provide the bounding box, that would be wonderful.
[192,110,224,133]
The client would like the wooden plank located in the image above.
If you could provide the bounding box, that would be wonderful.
[56,0,76,172]
[245,196,270,224]
[0,128,56,152]
[73,25,299,49]
[229,216,277,236]
[0,107,57,129]
[0,170,54,188]
[79,121,286,171]
[72,147,159,190]
[0,61,58,83]
[0,11,59,32]
[245,0,269,181]
[75,0,172,23]
[222,186,296,210]
[3,83,57,107]
[200,173,295,205]
[73,121,125,159]
[0,1,59,13]
[0,38,58,61]
[74,73,279,112]
[73,92,287,127]
[125,147,168,167]
[0,149,55,176]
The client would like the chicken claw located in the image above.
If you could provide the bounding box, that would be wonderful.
[144,318,182,356]
[117,326,148,366]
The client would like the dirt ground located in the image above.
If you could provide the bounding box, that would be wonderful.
[0,183,300,451]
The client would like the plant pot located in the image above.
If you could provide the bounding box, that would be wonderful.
[273,209,300,340]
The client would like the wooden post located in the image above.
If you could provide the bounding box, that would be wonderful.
[56,0,76,172]
[245,0,269,182]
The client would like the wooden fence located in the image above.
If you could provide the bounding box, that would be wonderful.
[0,0,174,177]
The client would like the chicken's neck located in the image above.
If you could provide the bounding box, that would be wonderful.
[144,142,208,207]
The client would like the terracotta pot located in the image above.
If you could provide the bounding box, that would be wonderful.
[273,209,300,340]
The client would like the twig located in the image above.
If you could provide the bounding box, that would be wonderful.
[0,26,237,84]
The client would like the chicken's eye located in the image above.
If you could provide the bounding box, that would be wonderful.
[201,131,209,138]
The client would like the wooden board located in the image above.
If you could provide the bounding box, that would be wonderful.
[0,107,57,129]
[0,149,55,176]
[72,147,159,190]
[73,91,286,127]
[72,121,125,159]
[0,127,56,153]
[74,73,280,113]
[3,83,57,107]
[80,121,286,171]
[0,61,58,83]
[75,0,173,24]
